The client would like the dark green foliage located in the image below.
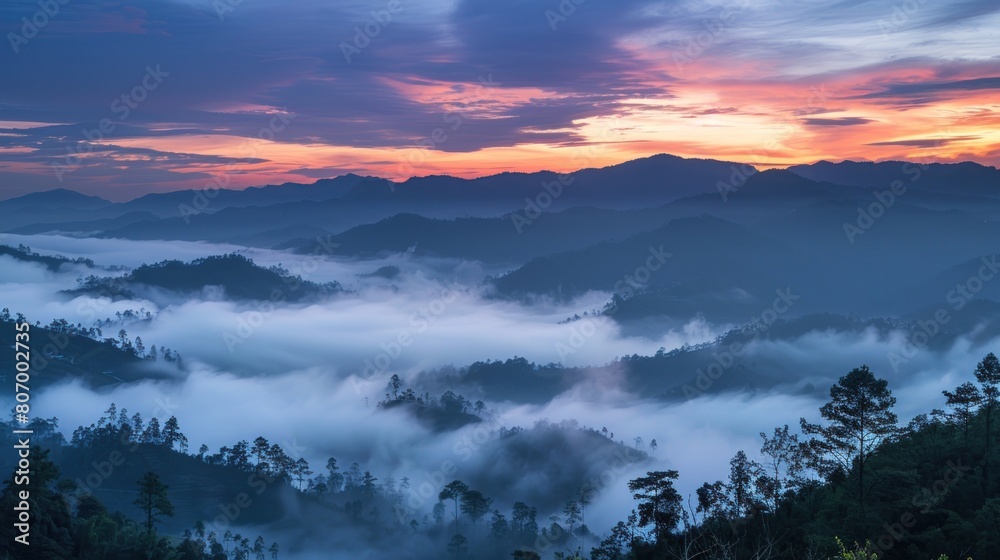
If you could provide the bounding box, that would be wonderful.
[378,383,483,431]
[599,356,1000,560]
[439,480,469,531]
[134,472,174,534]
[70,253,343,302]
[626,471,682,546]
[0,440,276,560]
[0,243,95,271]
[800,365,899,537]
[11,354,1000,559]
[0,447,75,560]
[975,352,1000,490]
[0,313,149,389]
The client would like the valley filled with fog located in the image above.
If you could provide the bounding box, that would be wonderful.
[3,156,1000,559]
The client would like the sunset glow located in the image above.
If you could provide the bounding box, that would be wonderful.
[0,0,997,199]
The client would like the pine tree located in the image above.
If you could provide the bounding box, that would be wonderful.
[757,424,804,513]
[439,480,469,531]
[511,502,538,544]
[387,373,402,400]
[134,471,175,534]
[325,457,343,492]
[943,381,983,448]
[296,458,314,490]
[131,413,144,442]
[460,489,493,529]
[627,470,683,545]
[563,500,582,535]
[162,415,188,452]
[976,352,1000,488]
[490,509,509,541]
[800,365,897,535]
[253,437,271,468]
[727,450,762,518]
[143,417,162,444]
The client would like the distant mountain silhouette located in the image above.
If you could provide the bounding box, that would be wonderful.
[280,207,679,264]
[491,215,798,301]
[5,152,1000,324]
[119,173,373,215]
[0,153,754,242]
[0,188,112,210]
[7,211,158,235]
[788,159,1000,196]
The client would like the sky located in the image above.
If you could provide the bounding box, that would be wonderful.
[0,0,999,200]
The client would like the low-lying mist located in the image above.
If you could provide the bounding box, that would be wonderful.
[3,234,1000,558]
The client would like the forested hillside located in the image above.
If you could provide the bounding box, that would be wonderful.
[4,353,1000,559]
